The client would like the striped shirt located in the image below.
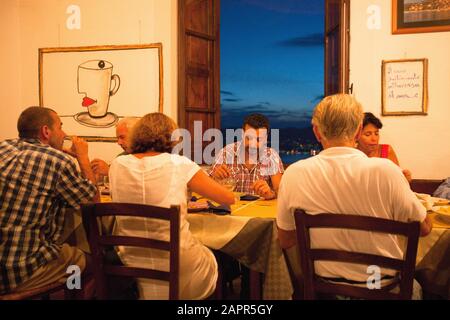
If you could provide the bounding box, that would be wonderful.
[209,141,284,194]
[0,138,97,293]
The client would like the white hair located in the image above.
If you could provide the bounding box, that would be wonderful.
[117,117,141,130]
[312,94,363,142]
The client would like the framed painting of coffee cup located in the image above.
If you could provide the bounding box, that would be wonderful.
[392,0,450,34]
[39,43,163,141]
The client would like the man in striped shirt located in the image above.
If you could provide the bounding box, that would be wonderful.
[210,113,284,199]
[0,107,98,294]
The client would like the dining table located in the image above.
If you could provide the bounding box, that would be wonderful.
[61,193,450,300]
[187,196,294,300]
[415,206,450,299]
[187,194,450,300]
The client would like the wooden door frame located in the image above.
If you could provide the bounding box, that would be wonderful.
[324,0,350,94]
[177,0,221,130]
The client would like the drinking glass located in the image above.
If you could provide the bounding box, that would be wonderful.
[103,176,110,190]
[221,176,237,192]
[97,175,110,195]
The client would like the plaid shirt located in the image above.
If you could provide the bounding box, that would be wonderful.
[209,141,284,194]
[0,138,97,293]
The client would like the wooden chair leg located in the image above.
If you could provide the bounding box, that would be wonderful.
[212,250,227,300]
[249,270,262,300]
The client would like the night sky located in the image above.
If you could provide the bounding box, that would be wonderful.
[220,0,325,129]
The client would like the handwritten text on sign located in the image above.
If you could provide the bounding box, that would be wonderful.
[385,61,424,112]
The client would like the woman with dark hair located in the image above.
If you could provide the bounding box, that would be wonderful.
[108,112,234,299]
[357,112,411,181]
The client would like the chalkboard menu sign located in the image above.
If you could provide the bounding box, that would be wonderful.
[381,58,428,116]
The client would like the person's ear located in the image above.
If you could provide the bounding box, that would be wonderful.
[40,125,51,142]
[354,123,363,142]
[312,125,322,143]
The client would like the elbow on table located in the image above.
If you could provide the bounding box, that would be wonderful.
[223,191,235,205]
[420,216,433,237]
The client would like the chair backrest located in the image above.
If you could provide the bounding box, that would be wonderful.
[0,281,67,300]
[81,202,180,300]
[410,179,443,195]
[293,209,420,300]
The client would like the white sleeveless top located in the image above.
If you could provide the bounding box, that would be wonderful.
[109,153,217,299]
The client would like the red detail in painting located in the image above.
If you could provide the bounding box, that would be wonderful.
[82,97,96,107]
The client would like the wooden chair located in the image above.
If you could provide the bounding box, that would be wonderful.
[0,281,70,300]
[282,249,304,300]
[81,202,180,300]
[293,209,421,300]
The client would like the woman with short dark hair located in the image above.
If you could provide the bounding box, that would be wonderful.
[357,112,411,181]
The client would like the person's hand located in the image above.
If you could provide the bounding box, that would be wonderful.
[62,146,77,158]
[253,180,275,200]
[210,164,231,180]
[69,136,89,159]
[402,169,412,183]
[91,159,110,177]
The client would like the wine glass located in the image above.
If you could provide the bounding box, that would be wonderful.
[103,176,110,190]
[221,176,237,192]
[98,175,110,195]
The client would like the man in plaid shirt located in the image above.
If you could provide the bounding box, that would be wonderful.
[0,107,98,294]
[210,113,284,199]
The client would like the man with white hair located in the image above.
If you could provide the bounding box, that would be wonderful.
[276,94,432,298]
[91,117,140,177]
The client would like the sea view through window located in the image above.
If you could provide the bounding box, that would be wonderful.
[220,0,324,164]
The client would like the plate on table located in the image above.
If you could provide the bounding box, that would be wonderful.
[187,201,209,213]
[431,197,450,206]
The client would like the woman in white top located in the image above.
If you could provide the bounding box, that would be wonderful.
[109,113,234,300]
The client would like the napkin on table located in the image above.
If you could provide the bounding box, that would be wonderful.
[415,192,434,211]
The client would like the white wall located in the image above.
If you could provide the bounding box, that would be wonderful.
[0,0,21,140]
[3,1,448,178]
[1,0,178,162]
[350,0,450,179]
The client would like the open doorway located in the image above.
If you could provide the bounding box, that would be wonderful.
[178,0,350,164]
[220,0,325,164]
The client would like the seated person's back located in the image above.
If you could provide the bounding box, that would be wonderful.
[279,148,424,281]
[277,94,431,289]
[0,106,98,294]
[109,113,234,299]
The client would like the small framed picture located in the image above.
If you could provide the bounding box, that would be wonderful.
[392,0,450,34]
[381,58,428,116]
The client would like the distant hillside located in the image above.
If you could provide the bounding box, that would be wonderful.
[221,126,318,147]
[279,127,316,142]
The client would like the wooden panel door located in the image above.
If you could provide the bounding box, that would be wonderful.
[325,0,350,95]
[178,0,220,159]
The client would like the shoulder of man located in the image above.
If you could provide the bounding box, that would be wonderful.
[0,138,17,146]
[365,156,401,175]
[13,139,75,164]
[116,151,128,157]
[364,157,408,192]
[44,145,75,164]
[0,139,17,153]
